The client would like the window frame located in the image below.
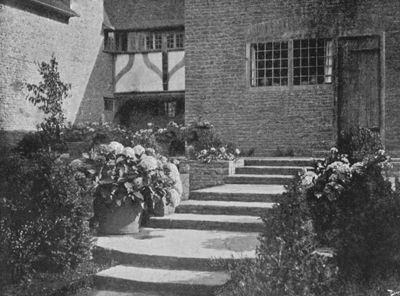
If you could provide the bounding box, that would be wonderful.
[104,30,184,53]
[248,38,333,89]
[104,97,114,112]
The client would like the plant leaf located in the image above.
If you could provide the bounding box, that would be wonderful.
[133,191,144,201]
[124,182,133,189]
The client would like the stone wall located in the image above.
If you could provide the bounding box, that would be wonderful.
[179,160,239,191]
[185,0,400,156]
[0,0,113,145]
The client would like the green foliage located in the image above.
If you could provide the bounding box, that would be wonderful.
[72,142,178,228]
[216,177,337,296]
[0,150,93,284]
[14,132,51,158]
[155,122,186,156]
[337,126,383,163]
[61,121,136,148]
[131,126,160,151]
[26,56,70,146]
[305,150,400,282]
[218,128,400,295]
[186,126,223,152]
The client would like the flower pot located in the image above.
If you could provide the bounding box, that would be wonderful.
[98,202,143,235]
[152,195,175,217]
[66,141,90,159]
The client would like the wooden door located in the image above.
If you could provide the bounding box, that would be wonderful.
[338,36,380,133]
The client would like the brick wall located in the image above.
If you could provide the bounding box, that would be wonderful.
[0,0,113,145]
[185,0,400,156]
[179,160,230,190]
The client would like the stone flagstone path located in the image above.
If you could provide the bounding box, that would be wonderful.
[88,157,314,296]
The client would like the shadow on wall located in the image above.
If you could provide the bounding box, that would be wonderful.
[74,46,114,124]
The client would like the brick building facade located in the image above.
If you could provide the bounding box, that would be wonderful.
[185,0,400,156]
[1,0,400,156]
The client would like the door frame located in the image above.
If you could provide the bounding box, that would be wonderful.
[334,32,386,146]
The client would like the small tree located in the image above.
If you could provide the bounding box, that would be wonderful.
[26,56,70,143]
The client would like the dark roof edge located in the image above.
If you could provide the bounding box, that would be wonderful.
[104,25,185,32]
[114,90,185,99]
[28,0,79,17]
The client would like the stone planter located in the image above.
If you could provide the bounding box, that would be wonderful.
[66,141,90,159]
[153,196,176,217]
[97,202,143,235]
[178,159,244,191]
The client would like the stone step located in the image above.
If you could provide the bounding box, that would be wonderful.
[94,265,228,296]
[244,157,315,167]
[175,200,275,216]
[236,166,310,175]
[190,184,285,202]
[87,290,171,296]
[147,213,264,232]
[93,228,259,271]
[225,174,294,185]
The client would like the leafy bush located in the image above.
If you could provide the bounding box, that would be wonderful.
[155,121,186,156]
[0,150,93,284]
[215,176,337,296]
[218,127,400,295]
[72,142,181,228]
[338,126,383,163]
[304,148,400,283]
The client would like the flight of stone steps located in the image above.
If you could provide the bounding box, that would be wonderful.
[89,158,314,296]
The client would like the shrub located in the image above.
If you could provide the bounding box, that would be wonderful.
[0,150,93,284]
[155,121,186,156]
[337,126,383,163]
[61,122,136,148]
[25,56,70,146]
[215,176,337,296]
[304,149,400,282]
[218,127,400,295]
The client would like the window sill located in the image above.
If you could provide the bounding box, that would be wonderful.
[103,49,184,54]
[248,83,333,92]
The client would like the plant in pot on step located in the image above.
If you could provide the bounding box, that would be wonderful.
[72,141,180,234]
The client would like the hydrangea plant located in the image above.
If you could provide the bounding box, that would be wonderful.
[71,142,179,216]
[196,146,241,163]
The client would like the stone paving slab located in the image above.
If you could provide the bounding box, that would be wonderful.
[176,200,275,216]
[190,184,285,202]
[147,213,264,232]
[236,166,310,175]
[87,290,162,296]
[244,158,315,167]
[225,174,294,185]
[94,266,228,296]
[150,213,263,223]
[86,290,164,296]
[178,200,275,208]
[192,184,286,195]
[95,228,259,259]
[94,229,259,271]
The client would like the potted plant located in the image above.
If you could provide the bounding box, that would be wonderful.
[72,142,180,234]
[196,146,241,163]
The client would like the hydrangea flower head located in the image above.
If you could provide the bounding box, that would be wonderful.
[133,145,145,157]
[122,147,136,159]
[139,155,158,171]
[109,141,124,154]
